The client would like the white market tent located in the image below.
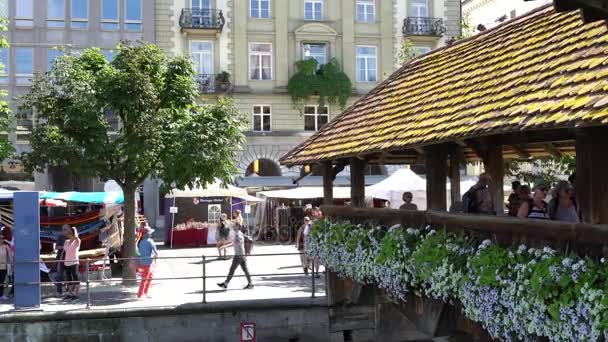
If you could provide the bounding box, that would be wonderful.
[258,187,352,200]
[165,179,261,202]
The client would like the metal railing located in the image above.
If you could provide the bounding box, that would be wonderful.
[7,252,323,310]
[179,9,225,30]
[195,74,217,93]
[402,17,446,36]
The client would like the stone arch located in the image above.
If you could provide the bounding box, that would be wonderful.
[237,144,295,177]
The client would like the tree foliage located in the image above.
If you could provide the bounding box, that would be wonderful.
[505,156,576,186]
[20,42,246,278]
[287,58,352,112]
[396,37,417,65]
[0,18,14,161]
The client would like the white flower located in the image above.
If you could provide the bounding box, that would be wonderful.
[518,244,527,251]
[482,239,492,246]
[528,248,536,254]
[601,258,606,264]
[542,247,555,255]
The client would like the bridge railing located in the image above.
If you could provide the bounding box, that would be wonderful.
[321,205,608,256]
[8,252,323,310]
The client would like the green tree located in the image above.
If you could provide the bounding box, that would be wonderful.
[0,18,14,161]
[20,42,246,279]
[505,156,576,186]
[396,37,416,65]
[459,14,474,39]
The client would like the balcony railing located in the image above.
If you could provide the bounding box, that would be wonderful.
[179,9,225,31]
[402,17,446,36]
[196,74,222,93]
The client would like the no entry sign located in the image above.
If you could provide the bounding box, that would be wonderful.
[240,322,256,341]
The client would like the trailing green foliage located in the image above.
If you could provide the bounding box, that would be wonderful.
[287,58,352,112]
[0,18,14,161]
[505,156,576,186]
[308,220,608,341]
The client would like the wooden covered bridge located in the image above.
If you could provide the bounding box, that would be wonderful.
[281,3,608,341]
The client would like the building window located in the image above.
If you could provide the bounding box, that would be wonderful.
[102,0,119,30]
[102,49,117,62]
[303,43,326,68]
[47,0,65,28]
[304,0,323,21]
[125,0,142,31]
[412,46,431,56]
[410,0,428,17]
[71,0,89,29]
[304,105,329,131]
[249,43,272,80]
[356,46,377,82]
[15,0,33,27]
[190,41,214,75]
[0,48,7,83]
[15,48,33,83]
[252,105,271,132]
[47,48,64,71]
[356,0,375,23]
[250,0,270,18]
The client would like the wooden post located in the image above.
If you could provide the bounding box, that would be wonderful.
[576,127,608,224]
[321,161,334,205]
[481,141,504,215]
[425,145,447,211]
[350,158,366,207]
[448,146,463,209]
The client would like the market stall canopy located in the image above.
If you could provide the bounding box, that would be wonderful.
[40,191,124,204]
[258,187,352,200]
[166,179,260,201]
[365,168,426,199]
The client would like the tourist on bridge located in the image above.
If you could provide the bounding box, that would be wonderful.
[507,181,522,217]
[63,227,81,300]
[548,180,580,223]
[462,173,495,215]
[517,184,549,220]
[399,192,418,211]
[137,225,158,299]
[217,221,254,290]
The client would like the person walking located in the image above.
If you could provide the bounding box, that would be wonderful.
[216,214,231,260]
[63,227,81,300]
[54,224,69,296]
[463,173,495,215]
[296,217,320,277]
[217,221,254,290]
[0,234,12,300]
[137,225,158,299]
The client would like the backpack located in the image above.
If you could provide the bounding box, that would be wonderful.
[462,189,477,213]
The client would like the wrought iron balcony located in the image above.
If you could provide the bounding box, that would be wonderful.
[179,9,225,31]
[402,17,446,36]
[196,74,218,93]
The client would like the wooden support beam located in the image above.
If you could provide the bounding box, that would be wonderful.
[350,157,366,208]
[425,145,448,211]
[576,127,608,224]
[454,139,468,147]
[448,145,463,208]
[322,161,333,206]
[544,143,563,159]
[481,140,505,215]
[511,145,531,160]
[413,147,425,155]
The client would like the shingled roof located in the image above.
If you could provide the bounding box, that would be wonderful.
[280,5,608,166]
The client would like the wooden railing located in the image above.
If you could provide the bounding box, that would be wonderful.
[321,205,608,255]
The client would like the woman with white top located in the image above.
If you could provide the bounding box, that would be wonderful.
[63,227,81,300]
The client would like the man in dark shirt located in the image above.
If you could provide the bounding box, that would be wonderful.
[54,224,69,296]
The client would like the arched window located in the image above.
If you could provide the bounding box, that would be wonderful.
[245,158,282,177]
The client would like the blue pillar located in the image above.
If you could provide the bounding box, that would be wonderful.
[13,192,40,309]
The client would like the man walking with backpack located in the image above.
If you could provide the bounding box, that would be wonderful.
[462,173,495,215]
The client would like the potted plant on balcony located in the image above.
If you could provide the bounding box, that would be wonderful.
[215,71,231,91]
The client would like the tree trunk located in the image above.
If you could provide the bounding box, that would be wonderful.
[121,184,137,282]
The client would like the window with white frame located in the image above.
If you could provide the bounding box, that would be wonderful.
[410,0,428,17]
[190,41,214,75]
[71,0,88,28]
[304,0,323,21]
[249,43,272,80]
[356,46,377,82]
[47,0,65,28]
[412,46,431,56]
[15,47,33,83]
[250,0,270,18]
[208,204,222,223]
[125,0,142,31]
[356,0,375,22]
[304,105,329,131]
[15,0,33,27]
[303,43,326,68]
[0,48,7,83]
[47,48,64,71]
[252,105,271,132]
[102,0,119,30]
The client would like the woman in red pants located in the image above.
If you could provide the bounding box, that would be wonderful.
[137,226,158,299]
